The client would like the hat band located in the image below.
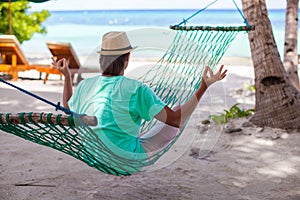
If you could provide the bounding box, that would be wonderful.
[101,45,133,52]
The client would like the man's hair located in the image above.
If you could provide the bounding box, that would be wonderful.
[100,53,129,76]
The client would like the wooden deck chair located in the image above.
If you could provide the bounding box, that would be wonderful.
[0,35,56,81]
[45,41,81,84]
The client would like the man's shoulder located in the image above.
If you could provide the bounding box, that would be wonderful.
[80,76,99,84]
[121,76,144,87]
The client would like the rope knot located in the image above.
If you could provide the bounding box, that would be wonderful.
[55,102,61,111]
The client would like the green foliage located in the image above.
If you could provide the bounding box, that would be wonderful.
[209,113,227,125]
[244,81,255,92]
[209,103,255,124]
[0,1,50,43]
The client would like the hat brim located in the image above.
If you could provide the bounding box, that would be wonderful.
[97,46,137,55]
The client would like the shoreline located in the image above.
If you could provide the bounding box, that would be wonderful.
[10,55,254,82]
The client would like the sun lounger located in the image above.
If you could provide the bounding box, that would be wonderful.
[0,35,58,82]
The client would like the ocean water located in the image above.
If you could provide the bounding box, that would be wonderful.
[21,9,298,66]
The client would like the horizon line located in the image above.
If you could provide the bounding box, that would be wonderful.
[29,8,287,12]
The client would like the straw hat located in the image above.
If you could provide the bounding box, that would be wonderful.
[98,31,137,55]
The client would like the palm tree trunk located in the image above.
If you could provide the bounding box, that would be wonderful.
[284,0,299,90]
[242,0,300,129]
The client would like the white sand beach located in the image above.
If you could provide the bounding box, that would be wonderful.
[0,58,299,200]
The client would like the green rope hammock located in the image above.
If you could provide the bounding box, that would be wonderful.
[0,25,254,176]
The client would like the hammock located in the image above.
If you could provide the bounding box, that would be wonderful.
[0,9,254,176]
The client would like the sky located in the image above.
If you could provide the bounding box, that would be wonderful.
[29,0,287,11]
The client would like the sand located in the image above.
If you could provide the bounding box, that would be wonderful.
[0,59,300,200]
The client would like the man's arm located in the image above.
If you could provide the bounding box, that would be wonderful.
[155,66,227,128]
[52,57,72,109]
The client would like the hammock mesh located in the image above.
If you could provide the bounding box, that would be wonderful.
[0,26,250,176]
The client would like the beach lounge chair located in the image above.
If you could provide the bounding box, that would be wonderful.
[0,35,58,81]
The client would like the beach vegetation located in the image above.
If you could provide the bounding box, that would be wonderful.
[0,1,50,43]
[244,81,255,93]
[209,103,255,124]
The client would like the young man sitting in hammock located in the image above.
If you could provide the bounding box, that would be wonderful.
[52,31,227,159]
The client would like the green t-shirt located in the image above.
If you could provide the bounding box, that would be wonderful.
[68,75,165,174]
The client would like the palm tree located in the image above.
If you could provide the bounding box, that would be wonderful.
[241,0,300,129]
[283,0,299,90]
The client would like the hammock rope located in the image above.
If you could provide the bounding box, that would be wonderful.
[0,78,72,115]
[0,6,254,175]
[231,0,250,27]
[177,0,219,26]
[176,0,251,28]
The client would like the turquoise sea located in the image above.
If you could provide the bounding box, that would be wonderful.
[21,9,298,63]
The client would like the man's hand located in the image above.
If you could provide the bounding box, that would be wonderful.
[202,65,227,87]
[52,57,71,77]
